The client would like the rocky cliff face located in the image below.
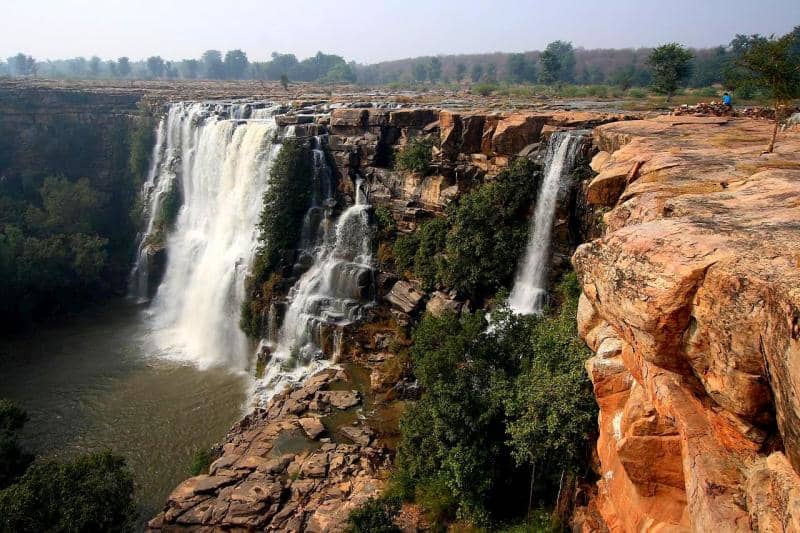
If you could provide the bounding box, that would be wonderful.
[573,116,800,532]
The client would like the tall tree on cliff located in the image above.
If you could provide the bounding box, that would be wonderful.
[733,30,800,153]
[646,43,693,102]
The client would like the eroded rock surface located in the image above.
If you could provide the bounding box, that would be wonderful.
[574,117,800,532]
[148,369,391,532]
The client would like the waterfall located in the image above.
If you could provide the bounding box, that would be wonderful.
[131,102,281,371]
[257,137,374,400]
[508,130,583,315]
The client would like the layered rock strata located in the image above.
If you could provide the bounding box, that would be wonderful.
[574,117,800,532]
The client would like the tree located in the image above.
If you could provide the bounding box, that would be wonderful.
[506,53,536,83]
[732,31,800,152]
[201,50,225,79]
[538,49,560,85]
[411,62,429,82]
[146,56,166,79]
[0,451,136,532]
[550,41,576,83]
[266,52,299,80]
[280,73,289,90]
[429,57,442,83]
[470,64,484,83]
[455,62,467,81]
[646,43,693,101]
[180,59,200,79]
[88,56,102,77]
[609,64,636,90]
[224,49,249,79]
[116,56,131,77]
[440,159,539,302]
[485,63,497,83]
[8,53,35,77]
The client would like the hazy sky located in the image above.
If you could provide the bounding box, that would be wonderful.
[3,0,799,63]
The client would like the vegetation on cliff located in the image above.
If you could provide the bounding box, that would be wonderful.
[0,400,136,532]
[240,138,314,338]
[391,159,540,303]
[392,274,596,527]
[0,103,154,329]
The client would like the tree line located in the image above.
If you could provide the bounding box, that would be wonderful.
[1,27,797,89]
[1,49,357,83]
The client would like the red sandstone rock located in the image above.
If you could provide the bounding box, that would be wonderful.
[575,117,800,532]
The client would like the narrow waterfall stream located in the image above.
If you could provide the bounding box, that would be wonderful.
[257,136,375,401]
[509,130,583,314]
[131,102,281,371]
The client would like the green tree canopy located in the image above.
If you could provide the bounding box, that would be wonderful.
[646,43,694,101]
[730,29,800,152]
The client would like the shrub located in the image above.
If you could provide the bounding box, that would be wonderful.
[413,218,448,291]
[393,232,419,276]
[0,400,33,490]
[395,137,434,173]
[374,206,397,241]
[626,87,647,99]
[346,495,402,533]
[189,447,213,476]
[472,83,500,96]
[241,139,313,337]
[0,451,136,532]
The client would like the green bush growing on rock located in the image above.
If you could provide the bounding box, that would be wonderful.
[439,158,539,302]
[392,232,419,276]
[189,447,213,476]
[241,139,313,338]
[413,218,448,292]
[346,495,402,533]
[395,137,434,173]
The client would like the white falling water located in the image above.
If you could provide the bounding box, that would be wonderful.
[257,137,374,400]
[508,131,583,315]
[132,102,281,371]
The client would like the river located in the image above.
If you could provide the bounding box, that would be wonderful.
[0,299,252,523]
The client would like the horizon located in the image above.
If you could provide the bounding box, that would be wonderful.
[3,0,799,64]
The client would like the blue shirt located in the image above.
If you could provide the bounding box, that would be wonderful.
[723,94,732,105]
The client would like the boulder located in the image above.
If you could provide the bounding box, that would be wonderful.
[385,280,424,314]
[425,291,462,317]
[299,417,326,440]
[340,425,374,447]
[491,114,547,155]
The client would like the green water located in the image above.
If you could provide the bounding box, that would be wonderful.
[0,300,252,524]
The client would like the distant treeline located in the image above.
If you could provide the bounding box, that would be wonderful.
[0,50,358,83]
[3,30,797,89]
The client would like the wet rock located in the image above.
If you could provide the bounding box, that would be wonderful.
[299,417,326,440]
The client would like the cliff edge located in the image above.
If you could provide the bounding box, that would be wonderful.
[574,116,800,532]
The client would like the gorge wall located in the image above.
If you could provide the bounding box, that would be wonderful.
[574,116,800,532]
